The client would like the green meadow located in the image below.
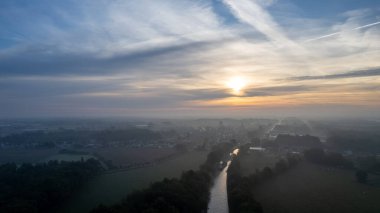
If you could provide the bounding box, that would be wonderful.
[253,162,380,213]
[239,151,281,176]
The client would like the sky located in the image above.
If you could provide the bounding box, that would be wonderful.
[0,0,379,118]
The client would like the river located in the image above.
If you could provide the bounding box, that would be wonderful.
[207,149,239,213]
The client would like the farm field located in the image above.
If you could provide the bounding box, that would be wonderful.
[253,162,380,213]
[87,147,178,167]
[239,152,280,176]
[61,150,208,213]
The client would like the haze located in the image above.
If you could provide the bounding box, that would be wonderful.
[1,1,380,212]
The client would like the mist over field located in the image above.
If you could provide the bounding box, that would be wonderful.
[0,0,379,213]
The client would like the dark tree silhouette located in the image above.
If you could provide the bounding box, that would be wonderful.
[275,159,288,174]
[0,159,103,213]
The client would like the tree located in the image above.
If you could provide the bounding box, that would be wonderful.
[260,167,273,180]
[356,170,368,183]
[0,159,103,213]
[287,154,300,167]
[275,159,288,174]
[304,148,325,164]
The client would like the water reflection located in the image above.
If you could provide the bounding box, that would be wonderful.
[208,149,239,213]
[207,161,230,213]
[232,149,239,156]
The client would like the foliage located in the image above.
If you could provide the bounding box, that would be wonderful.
[275,159,288,174]
[227,156,262,213]
[0,159,103,213]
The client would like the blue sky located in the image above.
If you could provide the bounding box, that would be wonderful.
[0,0,379,118]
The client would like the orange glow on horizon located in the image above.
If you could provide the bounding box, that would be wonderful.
[189,90,380,108]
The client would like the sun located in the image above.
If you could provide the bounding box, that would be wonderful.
[226,77,247,95]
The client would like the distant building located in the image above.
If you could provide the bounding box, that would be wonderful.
[249,147,266,152]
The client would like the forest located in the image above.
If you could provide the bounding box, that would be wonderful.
[0,159,103,213]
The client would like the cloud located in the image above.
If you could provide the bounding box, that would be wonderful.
[287,67,380,81]
[180,85,318,101]
[0,40,217,76]
[0,0,379,117]
[0,77,127,99]
[222,0,293,45]
[306,21,380,42]
[0,0,227,55]
[244,85,315,97]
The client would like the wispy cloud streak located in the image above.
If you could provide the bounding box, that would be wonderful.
[287,67,380,81]
[222,0,293,45]
[306,21,380,42]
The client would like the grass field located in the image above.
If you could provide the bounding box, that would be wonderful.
[239,152,280,176]
[253,162,380,213]
[61,150,208,213]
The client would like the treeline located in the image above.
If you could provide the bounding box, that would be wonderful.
[227,152,302,213]
[59,148,89,155]
[327,130,380,153]
[304,148,353,169]
[0,159,103,213]
[91,142,234,213]
[0,128,161,148]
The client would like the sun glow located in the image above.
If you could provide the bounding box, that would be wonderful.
[226,77,247,95]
